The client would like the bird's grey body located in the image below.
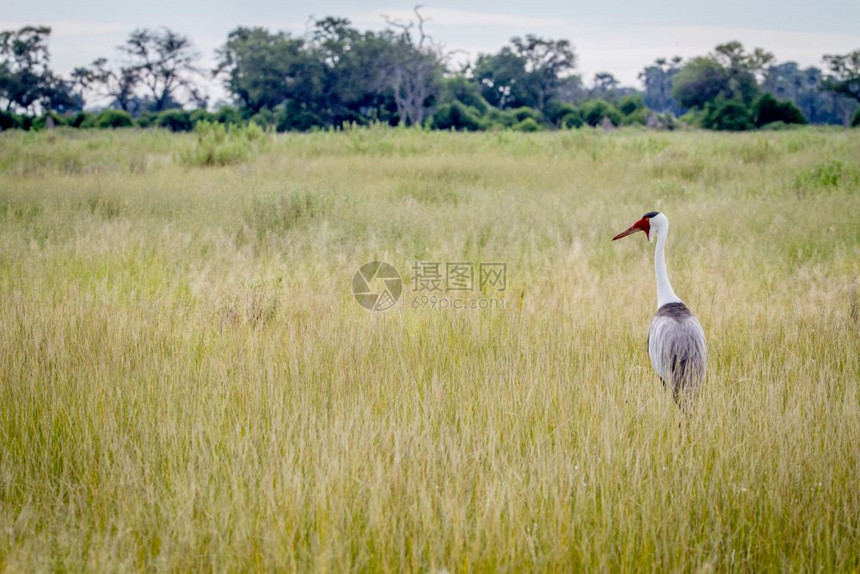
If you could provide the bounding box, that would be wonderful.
[648,302,707,407]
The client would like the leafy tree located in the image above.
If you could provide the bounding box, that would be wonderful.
[310,17,396,126]
[822,49,860,103]
[474,34,576,112]
[672,57,726,110]
[122,28,203,111]
[216,27,320,116]
[639,56,683,114]
[0,25,75,113]
[672,42,770,114]
[763,62,857,125]
[851,107,860,127]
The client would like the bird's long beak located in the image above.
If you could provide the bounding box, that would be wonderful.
[612,218,650,241]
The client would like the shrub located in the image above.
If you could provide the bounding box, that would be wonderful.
[561,110,583,129]
[512,117,541,132]
[580,100,622,127]
[190,109,215,126]
[485,108,517,129]
[179,121,266,167]
[617,94,645,116]
[214,106,245,126]
[851,107,860,128]
[621,108,649,126]
[702,99,754,131]
[136,112,157,129]
[93,109,135,129]
[0,111,27,130]
[439,77,489,114]
[154,109,193,132]
[754,93,807,128]
[509,107,542,124]
[275,105,324,132]
[430,101,487,131]
[68,111,95,128]
[544,101,578,126]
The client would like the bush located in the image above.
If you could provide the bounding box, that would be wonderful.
[617,94,645,116]
[214,106,245,126]
[544,101,578,126]
[702,99,754,131]
[276,104,323,132]
[179,121,266,167]
[0,111,27,130]
[580,100,622,127]
[851,107,860,128]
[430,101,487,131]
[438,77,489,114]
[154,109,193,132]
[512,117,541,132]
[621,108,649,126]
[508,107,542,124]
[754,93,807,128]
[68,111,94,128]
[190,109,215,125]
[93,109,135,129]
[136,112,157,129]
[561,110,583,129]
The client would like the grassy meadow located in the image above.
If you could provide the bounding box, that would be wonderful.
[0,126,858,571]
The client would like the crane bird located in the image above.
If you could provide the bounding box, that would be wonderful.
[613,211,707,411]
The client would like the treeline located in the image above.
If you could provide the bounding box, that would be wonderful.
[2,14,859,132]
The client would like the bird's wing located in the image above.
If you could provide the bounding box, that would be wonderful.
[648,305,707,392]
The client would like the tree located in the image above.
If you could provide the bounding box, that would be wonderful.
[763,62,857,125]
[0,25,75,113]
[122,28,203,111]
[311,17,394,125]
[672,57,728,110]
[215,27,316,114]
[822,49,860,103]
[639,56,682,114]
[85,57,140,113]
[474,34,576,112]
[381,7,444,126]
[590,72,619,100]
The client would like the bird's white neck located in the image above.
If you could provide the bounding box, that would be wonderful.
[654,227,682,308]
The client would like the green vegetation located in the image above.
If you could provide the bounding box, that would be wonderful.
[2,22,858,133]
[0,127,858,570]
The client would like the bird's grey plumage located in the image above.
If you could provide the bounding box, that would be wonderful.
[648,302,707,409]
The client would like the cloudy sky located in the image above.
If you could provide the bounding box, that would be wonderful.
[3,0,859,98]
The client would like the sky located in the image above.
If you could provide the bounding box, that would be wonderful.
[3,0,859,102]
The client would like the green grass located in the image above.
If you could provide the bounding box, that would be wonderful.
[0,126,858,572]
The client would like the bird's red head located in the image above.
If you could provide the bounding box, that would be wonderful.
[612,211,659,241]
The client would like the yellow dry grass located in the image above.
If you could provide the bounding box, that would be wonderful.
[0,127,858,571]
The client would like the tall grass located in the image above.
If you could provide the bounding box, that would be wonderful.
[0,127,858,571]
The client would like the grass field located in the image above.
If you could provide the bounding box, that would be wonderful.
[0,126,858,571]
